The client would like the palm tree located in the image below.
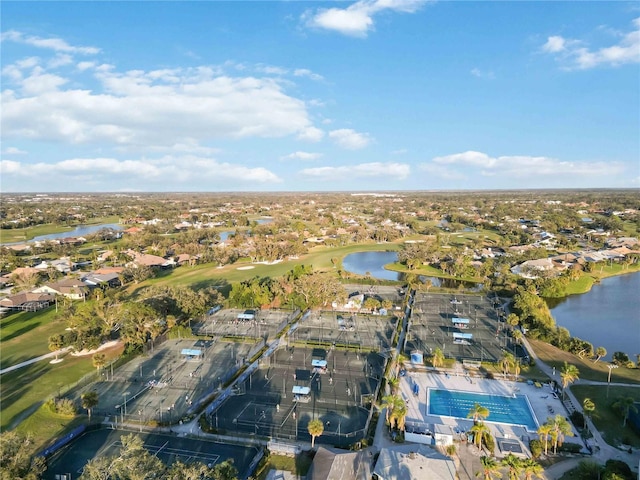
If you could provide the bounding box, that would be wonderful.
[551,414,574,454]
[521,458,544,480]
[593,346,607,363]
[467,403,490,424]
[501,453,522,480]
[476,456,502,480]
[48,334,65,361]
[560,362,579,401]
[612,397,638,427]
[582,398,595,429]
[470,422,490,451]
[92,353,107,373]
[512,329,523,346]
[387,377,399,395]
[513,359,521,381]
[81,390,99,423]
[381,394,396,426]
[500,352,515,378]
[432,347,445,368]
[307,419,324,448]
[537,423,552,455]
[391,400,408,432]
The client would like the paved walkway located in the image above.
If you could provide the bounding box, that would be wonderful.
[521,336,640,478]
[0,347,70,375]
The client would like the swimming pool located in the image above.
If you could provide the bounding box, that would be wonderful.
[428,389,539,431]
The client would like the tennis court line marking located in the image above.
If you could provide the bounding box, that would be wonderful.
[109,440,221,463]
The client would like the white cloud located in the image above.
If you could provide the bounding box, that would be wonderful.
[1,155,281,189]
[2,65,321,147]
[280,151,323,161]
[297,126,325,142]
[542,17,640,69]
[0,160,21,174]
[2,57,40,82]
[255,64,288,76]
[542,36,567,53]
[429,150,625,177]
[77,61,96,72]
[300,161,410,179]
[304,0,428,37]
[470,68,495,79]
[329,129,372,149]
[48,54,73,68]
[1,30,100,55]
[2,146,28,155]
[20,68,68,95]
[293,68,324,81]
[419,163,466,180]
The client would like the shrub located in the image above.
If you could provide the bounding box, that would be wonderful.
[576,460,602,480]
[529,439,542,458]
[483,432,495,455]
[558,442,582,453]
[445,444,457,457]
[569,410,585,428]
[603,459,633,480]
[46,397,77,416]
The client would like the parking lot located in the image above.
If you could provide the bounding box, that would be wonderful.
[407,293,518,363]
[210,346,386,447]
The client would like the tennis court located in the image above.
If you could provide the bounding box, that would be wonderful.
[407,292,521,363]
[45,428,259,480]
[78,338,256,426]
[194,308,295,341]
[210,346,385,447]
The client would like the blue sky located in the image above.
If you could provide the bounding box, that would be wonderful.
[1,1,639,192]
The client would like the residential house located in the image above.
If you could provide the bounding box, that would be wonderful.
[81,272,122,289]
[32,278,89,300]
[0,291,54,311]
[372,444,456,480]
[307,446,372,480]
[126,250,169,268]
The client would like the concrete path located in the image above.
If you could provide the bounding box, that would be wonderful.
[521,336,640,477]
[0,348,70,375]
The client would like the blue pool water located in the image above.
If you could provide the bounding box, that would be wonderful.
[428,389,538,431]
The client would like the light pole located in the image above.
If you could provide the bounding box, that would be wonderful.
[123,392,130,418]
[607,364,619,398]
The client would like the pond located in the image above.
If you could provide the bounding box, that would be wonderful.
[2,223,123,245]
[548,272,640,360]
[341,251,482,290]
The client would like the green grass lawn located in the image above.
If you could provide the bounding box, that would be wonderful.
[253,452,314,480]
[15,403,88,454]
[0,354,96,431]
[564,263,640,295]
[571,385,640,448]
[130,242,402,293]
[0,308,66,370]
[386,262,484,283]
[0,216,121,243]
[529,339,640,384]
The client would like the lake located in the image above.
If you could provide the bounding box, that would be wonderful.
[2,223,123,245]
[341,251,482,290]
[342,251,401,281]
[548,272,640,359]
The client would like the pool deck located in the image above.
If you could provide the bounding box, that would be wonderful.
[399,371,580,446]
